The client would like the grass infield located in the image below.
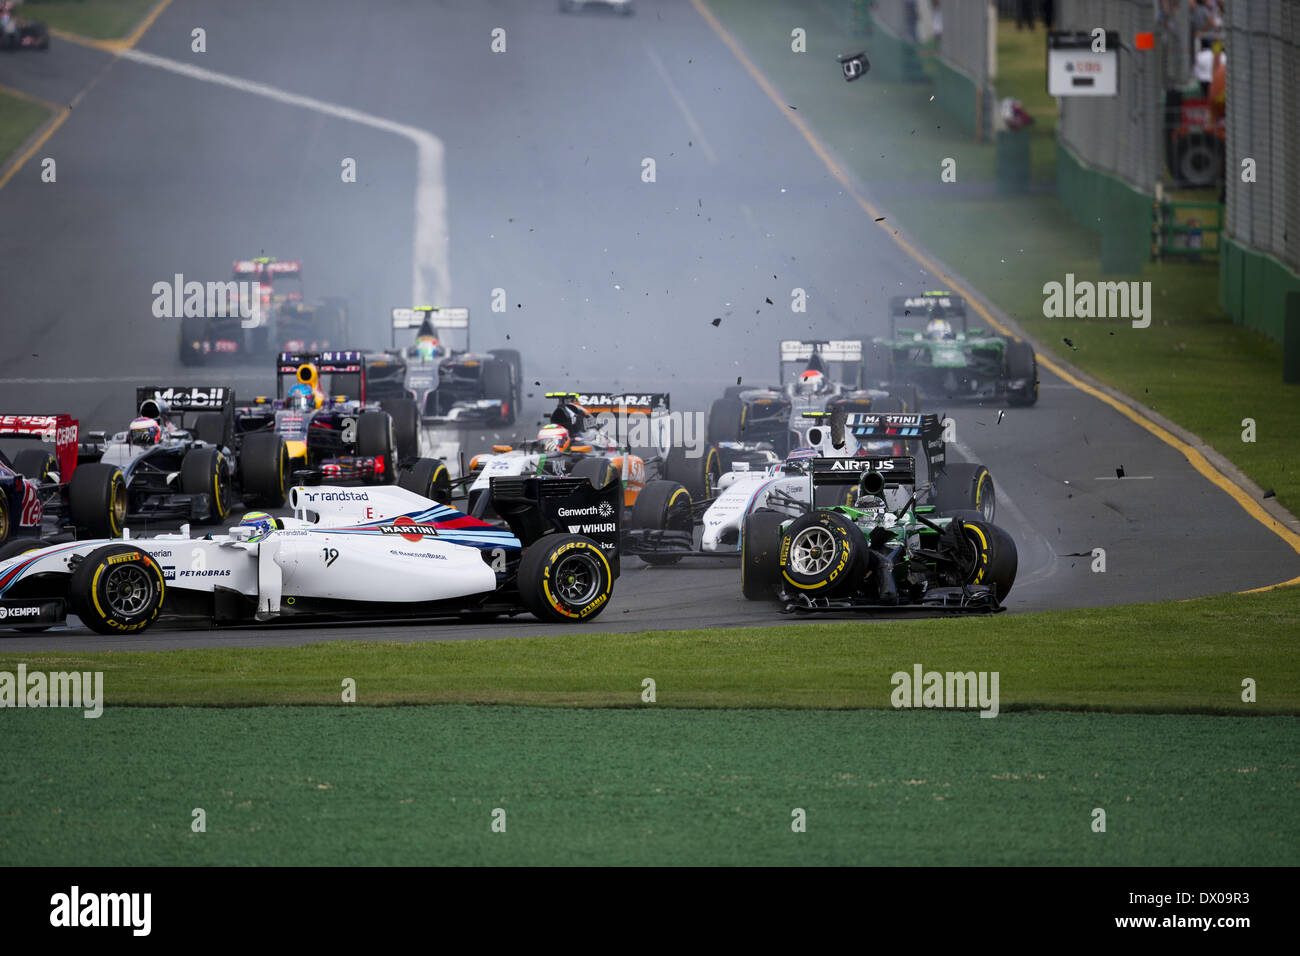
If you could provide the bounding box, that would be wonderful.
[20,0,160,40]
[1,586,1296,712]
[0,90,52,172]
[2,706,1293,865]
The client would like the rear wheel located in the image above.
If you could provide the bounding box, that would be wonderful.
[399,458,452,505]
[517,533,614,622]
[930,463,995,523]
[239,431,289,507]
[380,398,420,460]
[629,479,692,565]
[1005,340,1038,406]
[11,448,57,481]
[707,397,745,444]
[356,412,397,484]
[482,360,515,425]
[180,447,233,522]
[663,444,721,506]
[192,411,228,446]
[778,510,866,597]
[955,518,1018,602]
[69,543,166,635]
[68,463,127,538]
[741,510,786,600]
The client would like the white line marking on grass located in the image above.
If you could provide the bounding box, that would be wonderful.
[646,44,717,164]
[114,48,449,305]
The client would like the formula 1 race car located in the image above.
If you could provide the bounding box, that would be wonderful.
[0,473,622,634]
[0,414,124,546]
[739,453,1017,613]
[865,292,1038,406]
[179,258,349,365]
[235,352,432,490]
[0,2,49,51]
[390,307,522,425]
[707,340,920,459]
[464,391,719,520]
[559,0,635,14]
[626,409,997,564]
[79,386,290,525]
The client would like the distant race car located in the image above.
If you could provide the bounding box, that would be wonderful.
[390,307,522,425]
[463,391,720,523]
[179,258,348,365]
[79,386,290,526]
[0,474,622,634]
[234,352,437,492]
[627,409,998,564]
[559,0,634,14]
[738,453,1017,613]
[0,2,49,51]
[0,414,123,548]
[865,292,1038,405]
[707,339,919,460]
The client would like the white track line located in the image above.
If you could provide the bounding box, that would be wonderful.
[115,47,449,305]
[646,44,718,165]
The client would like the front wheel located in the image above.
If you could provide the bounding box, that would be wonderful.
[629,479,692,565]
[180,447,233,522]
[517,534,614,623]
[741,510,786,600]
[240,431,289,507]
[356,411,397,484]
[69,544,166,635]
[68,463,127,538]
[778,510,866,597]
[954,518,1018,602]
[399,458,452,504]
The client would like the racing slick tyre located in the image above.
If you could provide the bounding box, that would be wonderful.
[741,510,786,601]
[68,463,126,539]
[380,398,420,461]
[1005,340,1039,406]
[629,479,692,566]
[707,397,745,444]
[488,348,523,403]
[0,538,53,630]
[954,518,1018,603]
[481,360,516,425]
[517,533,614,623]
[239,431,289,508]
[663,444,721,507]
[866,396,904,413]
[399,458,452,505]
[356,412,397,484]
[178,316,207,366]
[193,411,228,447]
[778,510,867,598]
[11,448,58,481]
[569,457,620,493]
[930,462,995,523]
[69,544,166,636]
[180,447,234,522]
[1173,133,1222,188]
[722,385,749,400]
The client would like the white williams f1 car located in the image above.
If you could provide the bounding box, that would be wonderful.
[0,474,622,635]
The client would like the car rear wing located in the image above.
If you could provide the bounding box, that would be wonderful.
[233,258,301,278]
[888,293,968,336]
[779,340,863,363]
[135,386,234,414]
[844,412,946,471]
[547,391,671,416]
[489,474,622,577]
[808,455,918,489]
[0,413,80,480]
[276,351,364,374]
[392,306,470,350]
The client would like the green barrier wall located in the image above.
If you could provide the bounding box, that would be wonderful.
[1056,141,1152,275]
[1220,238,1300,345]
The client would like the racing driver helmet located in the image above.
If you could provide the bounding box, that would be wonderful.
[286,383,316,412]
[415,335,442,361]
[925,318,955,341]
[538,424,571,453]
[128,416,163,447]
[238,510,280,543]
[797,368,827,396]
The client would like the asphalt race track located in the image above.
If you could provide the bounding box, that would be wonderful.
[2,0,1297,651]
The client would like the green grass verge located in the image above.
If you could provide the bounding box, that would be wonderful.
[3,706,1293,865]
[22,0,159,40]
[706,0,1300,515]
[3,586,1296,711]
[0,90,52,171]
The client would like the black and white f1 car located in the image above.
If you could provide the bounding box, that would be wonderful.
[707,340,920,459]
[80,386,289,525]
[0,473,622,634]
[390,307,522,425]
